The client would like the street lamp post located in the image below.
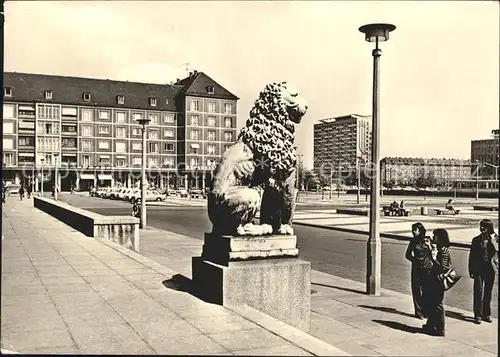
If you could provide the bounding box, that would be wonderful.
[474,160,481,201]
[359,23,396,296]
[40,158,45,197]
[136,116,151,229]
[54,153,59,200]
[481,161,499,181]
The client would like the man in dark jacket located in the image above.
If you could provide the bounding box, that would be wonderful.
[469,219,498,324]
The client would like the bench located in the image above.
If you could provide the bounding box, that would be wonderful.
[473,205,499,212]
[383,205,412,217]
[435,208,460,216]
[34,197,140,252]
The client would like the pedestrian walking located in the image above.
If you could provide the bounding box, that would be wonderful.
[468,219,498,324]
[2,181,6,203]
[422,229,453,337]
[27,183,32,199]
[19,185,25,201]
[405,222,427,319]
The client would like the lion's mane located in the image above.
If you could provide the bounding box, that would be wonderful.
[237,82,297,182]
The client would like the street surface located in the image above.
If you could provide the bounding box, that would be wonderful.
[55,194,497,317]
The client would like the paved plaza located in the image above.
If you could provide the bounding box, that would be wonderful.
[1,198,498,355]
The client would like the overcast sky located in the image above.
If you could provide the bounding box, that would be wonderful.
[4,1,499,168]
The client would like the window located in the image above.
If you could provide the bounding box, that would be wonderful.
[81,109,94,122]
[190,115,200,126]
[98,126,110,134]
[83,93,91,101]
[98,140,110,150]
[4,87,12,97]
[164,128,174,138]
[207,159,216,168]
[116,158,126,167]
[207,102,216,113]
[164,113,174,123]
[62,138,77,148]
[224,117,233,128]
[148,129,159,140]
[116,112,126,123]
[80,125,92,137]
[116,127,127,138]
[116,142,126,153]
[149,113,160,125]
[99,156,111,165]
[224,103,233,114]
[148,157,159,167]
[82,140,92,150]
[149,98,157,107]
[165,143,174,152]
[133,157,142,165]
[190,143,200,154]
[207,86,215,94]
[190,158,200,167]
[62,107,77,116]
[3,122,14,134]
[133,112,144,121]
[148,143,159,153]
[3,153,14,166]
[224,132,234,142]
[207,130,216,141]
[82,155,91,167]
[99,110,110,120]
[18,136,34,146]
[190,129,200,140]
[3,138,14,150]
[37,104,60,119]
[163,157,175,167]
[44,90,52,99]
[190,100,200,112]
[132,127,141,136]
[207,116,216,127]
[117,95,125,104]
[3,104,15,118]
[132,142,142,151]
[207,144,216,155]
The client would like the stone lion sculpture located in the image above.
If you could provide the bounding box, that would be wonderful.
[208,82,308,236]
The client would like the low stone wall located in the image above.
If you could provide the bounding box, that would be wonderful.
[473,205,498,212]
[34,197,140,252]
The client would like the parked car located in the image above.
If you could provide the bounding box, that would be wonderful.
[130,189,166,203]
[189,189,206,199]
[117,188,129,200]
[8,184,21,196]
[95,187,107,197]
[124,188,140,202]
[176,189,189,198]
[109,187,123,200]
[100,187,113,198]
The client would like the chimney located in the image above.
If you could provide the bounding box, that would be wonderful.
[193,70,198,75]
[189,71,193,77]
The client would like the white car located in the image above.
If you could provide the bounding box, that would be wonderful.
[8,184,21,196]
[124,189,140,202]
[130,189,165,203]
[117,188,129,200]
[95,187,107,197]
[101,188,114,199]
[109,187,123,200]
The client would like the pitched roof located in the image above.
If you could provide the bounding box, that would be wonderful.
[177,70,239,100]
[3,71,238,111]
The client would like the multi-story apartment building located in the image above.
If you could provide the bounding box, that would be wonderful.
[471,129,499,178]
[381,157,472,187]
[313,114,372,177]
[2,70,238,191]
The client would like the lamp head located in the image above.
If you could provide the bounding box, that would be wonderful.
[136,117,151,126]
[359,23,396,42]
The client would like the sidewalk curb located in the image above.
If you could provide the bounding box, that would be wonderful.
[292,221,472,249]
[94,232,351,356]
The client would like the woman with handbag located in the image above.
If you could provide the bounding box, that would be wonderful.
[422,229,454,337]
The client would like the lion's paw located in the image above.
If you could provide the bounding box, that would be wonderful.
[237,223,273,236]
[278,224,294,235]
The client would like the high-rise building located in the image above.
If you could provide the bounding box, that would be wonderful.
[471,129,499,178]
[313,114,372,177]
[2,70,238,191]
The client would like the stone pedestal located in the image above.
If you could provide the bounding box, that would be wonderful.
[192,233,311,331]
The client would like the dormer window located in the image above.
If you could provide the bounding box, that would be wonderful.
[117,95,125,104]
[4,87,12,97]
[207,86,215,94]
[165,99,169,105]
[44,90,52,99]
[149,97,157,107]
[83,92,91,101]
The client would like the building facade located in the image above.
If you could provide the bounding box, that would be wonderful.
[471,129,499,178]
[313,114,372,177]
[2,71,238,191]
[381,157,472,187]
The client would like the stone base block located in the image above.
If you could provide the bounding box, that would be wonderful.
[192,256,311,331]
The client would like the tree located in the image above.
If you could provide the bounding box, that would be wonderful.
[302,169,319,191]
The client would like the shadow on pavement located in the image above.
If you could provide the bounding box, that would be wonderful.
[358,305,416,318]
[162,274,194,294]
[372,319,422,334]
[312,282,366,295]
[360,304,475,323]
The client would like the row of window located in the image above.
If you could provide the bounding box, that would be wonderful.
[189,99,234,114]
